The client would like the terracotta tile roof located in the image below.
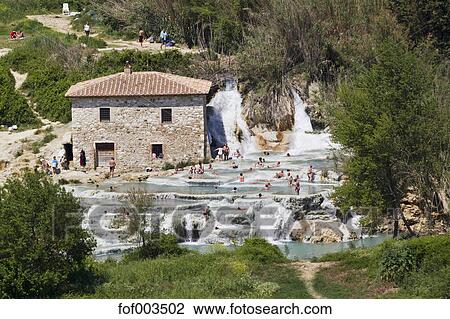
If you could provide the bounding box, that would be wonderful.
[65,71,212,97]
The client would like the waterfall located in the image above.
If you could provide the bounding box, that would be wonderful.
[292,90,313,133]
[183,214,195,242]
[289,90,337,155]
[207,79,254,156]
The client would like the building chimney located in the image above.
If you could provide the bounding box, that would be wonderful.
[124,61,132,74]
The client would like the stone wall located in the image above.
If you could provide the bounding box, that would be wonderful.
[71,95,207,171]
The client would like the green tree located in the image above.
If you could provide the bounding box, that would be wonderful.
[389,0,450,56]
[119,188,186,261]
[331,40,449,236]
[0,172,97,298]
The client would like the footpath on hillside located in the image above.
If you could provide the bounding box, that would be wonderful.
[291,262,336,299]
[27,14,197,54]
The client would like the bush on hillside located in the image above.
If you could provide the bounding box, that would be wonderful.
[378,242,418,284]
[92,50,192,75]
[0,63,39,127]
[379,236,450,297]
[123,232,188,262]
[78,35,107,49]
[24,64,85,123]
[235,237,286,263]
[317,235,450,298]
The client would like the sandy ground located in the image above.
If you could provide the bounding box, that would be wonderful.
[291,261,336,299]
[0,48,12,57]
[27,14,75,34]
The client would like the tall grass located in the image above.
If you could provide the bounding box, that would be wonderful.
[79,246,310,299]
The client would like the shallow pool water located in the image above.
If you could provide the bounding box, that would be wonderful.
[181,235,390,260]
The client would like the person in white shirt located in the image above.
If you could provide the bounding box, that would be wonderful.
[84,23,90,37]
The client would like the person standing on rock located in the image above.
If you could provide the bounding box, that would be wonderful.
[80,149,86,168]
[109,157,116,178]
[84,23,90,37]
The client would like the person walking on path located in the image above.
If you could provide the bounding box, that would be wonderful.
[138,29,145,47]
[160,30,167,49]
[51,156,59,175]
[109,157,116,178]
[84,23,90,37]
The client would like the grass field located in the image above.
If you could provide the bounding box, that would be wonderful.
[76,248,311,299]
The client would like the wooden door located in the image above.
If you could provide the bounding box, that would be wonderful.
[96,143,114,167]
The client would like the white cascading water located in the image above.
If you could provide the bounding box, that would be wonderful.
[207,80,254,155]
[292,89,313,133]
[289,90,336,155]
[183,214,195,242]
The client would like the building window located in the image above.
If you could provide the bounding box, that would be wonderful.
[100,108,110,122]
[152,144,163,159]
[161,108,172,123]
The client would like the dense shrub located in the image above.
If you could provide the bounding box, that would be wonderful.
[235,237,286,263]
[0,63,38,127]
[25,64,87,123]
[92,50,192,75]
[379,236,450,297]
[123,233,188,262]
[78,35,107,49]
[378,242,418,284]
[0,172,99,298]
[317,235,450,298]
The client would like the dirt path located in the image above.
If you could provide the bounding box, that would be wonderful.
[27,14,198,54]
[10,69,27,89]
[27,14,75,35]
[0,48,12,57]
[291,261,336,299]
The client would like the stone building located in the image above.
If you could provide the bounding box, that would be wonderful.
[66,68,212,171]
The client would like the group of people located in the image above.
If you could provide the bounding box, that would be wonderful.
[80,149,116,178]
[40,155,68,176]
[215,144,231,161]
[189,163,205,176]
[9,30,25,40]
[136,29,176,48]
